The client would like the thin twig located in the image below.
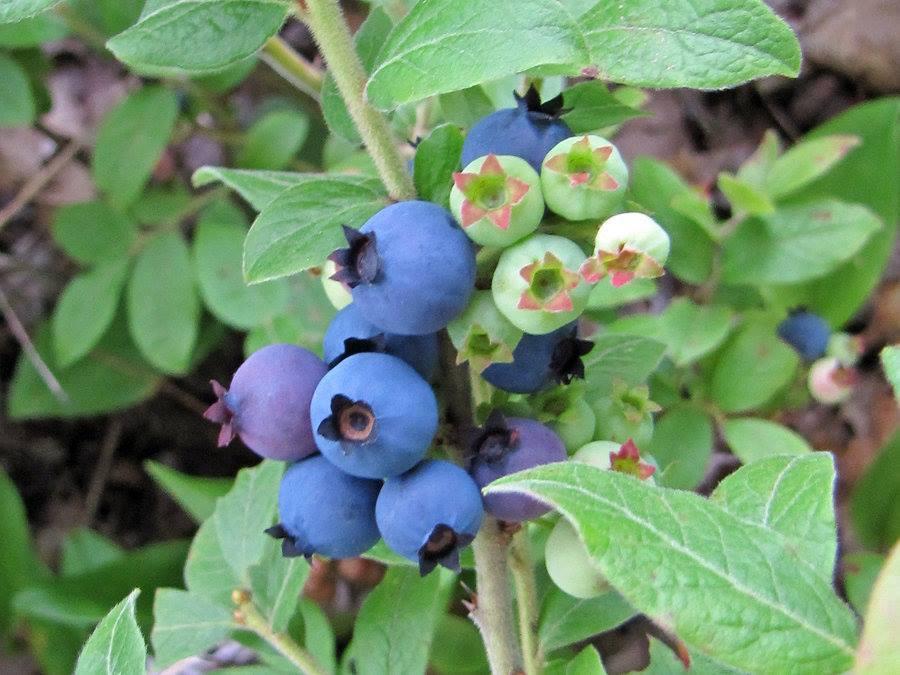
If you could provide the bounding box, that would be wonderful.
[261,36,324,101]
[510,530,542,675]
[0,139,83,231]
[82,418,124,525]
[0,285,68,404]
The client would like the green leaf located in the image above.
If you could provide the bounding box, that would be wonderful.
[185,517,239,608]
[711,454,837,579]
[855,541,900,674]
[429,613,488,675]
[50,201,137,265]
[214,461,282,584]
[766,135,860,200]
[249,538,309,633]
[737,129,782,191]
[66,0,144,37]
[587,277,656,309]
[646,404,714,490]
[52,259,129,367]
[194,201,290,329]
[579,0,800,89]
[844,551,884,616]
[718,172,774,215]
[851,432,900,550]
[0,0,61,23]
[710,319,799,413]
[414,123,464,209]
[343,566,454,675]
[74,590,145,675]
[127,232,199,374]
[0,54,35,127]
[298,600,337,675]
[561,81,647,133]
[438,86,495,127]
[566,647,606,675]
[244,175,388,282]
[193,167,313,212]
[539,588,634,653]
[722,200,882,285]
[0,13,67,47]
[130,185,191,226]
[487,463,857,674]
[644,637,742,674]
[237,109,309,170]
[583,334,666,394]
[145,460,232,523]
[722,418,813,464]
[107,0,289,74]
[658,298,733,367]
[151,588,234,668]
[322,7,393,143]
[8,314,161,419]
[0,468,42,638]
[61,529,124,576]
[92,86,179,208]
[881,345,900,400]
[365,0,583,109]
[629,157,715,284]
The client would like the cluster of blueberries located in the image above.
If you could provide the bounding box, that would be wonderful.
[204,89,671,577]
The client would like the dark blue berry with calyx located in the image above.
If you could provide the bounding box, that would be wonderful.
[203,344,327,461]
[328,201,476,336]
[266,454,380,559]
[482,322,593,394]
[376,459,484,576]
[310,352,438,479]
[468,412,566,522]
[323,303,438,379]
[461,86,572,172]
[778,310,831,360]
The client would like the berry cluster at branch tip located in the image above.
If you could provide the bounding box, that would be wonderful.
[204,88,672,581]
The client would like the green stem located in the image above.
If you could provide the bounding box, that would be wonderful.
[261,37,324,100]
[510,531,543,675]
[471,519,523,674]
[236,595,327,675]
[301,0,416,201]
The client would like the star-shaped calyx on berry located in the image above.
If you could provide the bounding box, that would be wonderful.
[317,393,377,453]
[580,212,670,287]
[580,244,665,288]
[326,335,388,370]
[549,326,594,384]
[418,523,474,575]
[543,135,621,191]
[518,252,582,312]
[468,410,519,465]
[609,439,655,480]
[452,154,532,231]
[328,225,380,289]
[203,380,236,447]
[264,523,314,559]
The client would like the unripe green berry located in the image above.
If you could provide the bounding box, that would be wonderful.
[321,258,352,310]
[540,135,628,221]
[581,213,670,288]
[450,154,544,247]
[545,517,610,599]
[808,357,857,404]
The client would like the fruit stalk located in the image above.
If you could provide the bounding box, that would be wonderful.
[301,0,416,201]
[235,595,328,675]
[509,530,542,675]
[471,518,523,674]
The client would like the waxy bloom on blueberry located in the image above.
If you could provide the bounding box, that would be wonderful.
[482,322,593,394]
[461,86,572,172]
[449,154,544,247]
[469,412,567,522]
[580,213,670,288]
[310,353,438,479]
[376,459,484,575]
[203,344,326,461]
[266,455,380,559]
[329,201,475,335]
[541,135,628,221]
[323,303,438,379]
[778,310,831,360]
[492,234,590,335]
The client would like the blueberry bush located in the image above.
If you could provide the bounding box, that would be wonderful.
[1,1,899,674]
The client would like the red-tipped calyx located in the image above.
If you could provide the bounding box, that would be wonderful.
[609,439,655,480]
[580,245,665,286]
[452,154,532,230]
[204,380,236,447]
[517,252,581,313]
[543,136,620,190]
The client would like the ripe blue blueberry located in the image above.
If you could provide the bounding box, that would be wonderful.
[482,322,593,394]
[323,303,439,379]
[469,412,567,522]
[461,86,572,172]
[777,310,831,360]
[204,344,327,461]
[265,455,380,559]
[376,459,484,575]
[329,201,476,335]
[310,353,438,479]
